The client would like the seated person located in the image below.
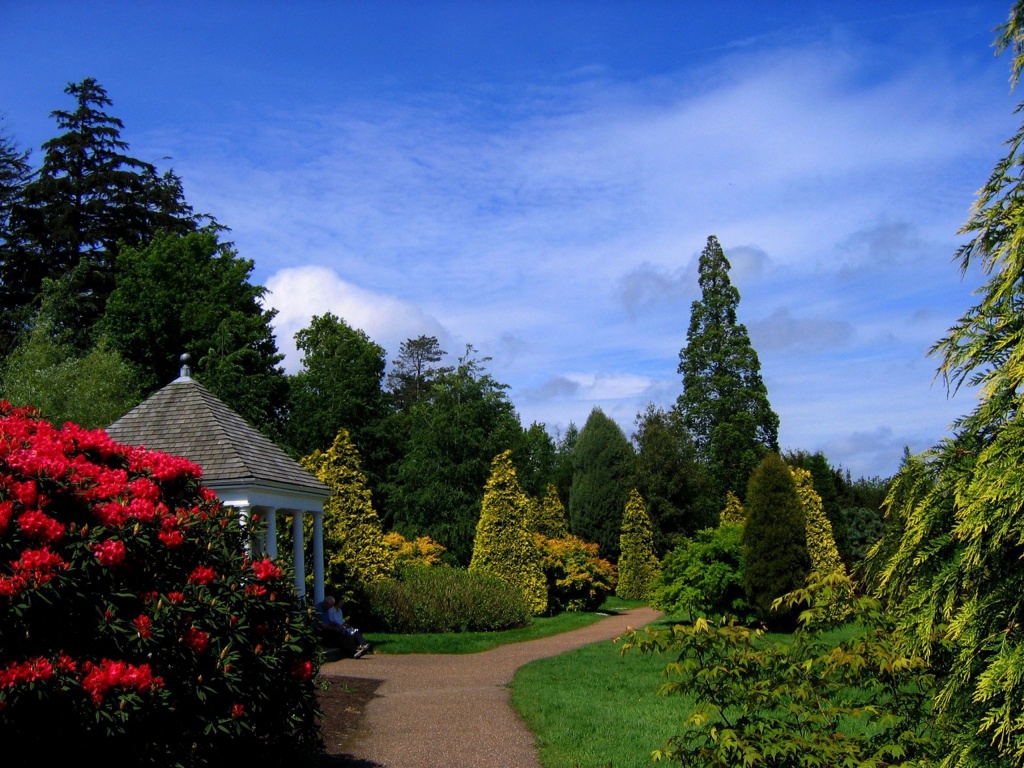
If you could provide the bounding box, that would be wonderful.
[317,595,371,658]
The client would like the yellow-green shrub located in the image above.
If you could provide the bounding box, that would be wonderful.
[537,534,616,613]
[616,489,660,600]
[300,429,392,603]
[469,450,547,615]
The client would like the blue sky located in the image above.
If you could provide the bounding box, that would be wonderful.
[1,1,1018,479]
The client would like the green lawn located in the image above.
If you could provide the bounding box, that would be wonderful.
[511,630,688,768]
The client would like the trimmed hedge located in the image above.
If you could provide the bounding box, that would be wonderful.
[365,566,530,633]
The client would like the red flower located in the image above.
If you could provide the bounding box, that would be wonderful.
[0,656,55,689]
[0,500,13,535]
[133,614,152,639]
[92,539,127,568]
[17,509,65,543]
[183,627,209,654]
[251,557,282,581]
[291,659,313,681]
[167,591,185,605]
[80,659,163,705]
[188,565,217,585]
[244,584,267,598]
[231,703,245,718]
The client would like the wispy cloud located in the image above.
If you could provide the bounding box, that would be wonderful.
[162,32,1009,478]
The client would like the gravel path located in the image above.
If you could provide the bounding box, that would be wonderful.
[319,607,663,768]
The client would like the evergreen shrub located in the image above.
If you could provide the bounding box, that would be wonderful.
[0,404,322,766]
[364,566,529,633]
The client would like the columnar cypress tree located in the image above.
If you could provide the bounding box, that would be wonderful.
[742,453,809,627]
[569,407,635,560]
[300,429,392,604]
[675,235,779,513]
[791,467,843,576]
[617,489,660,600]
[720,490,745,526]
[527,483,570,539]
[469,450,547,615]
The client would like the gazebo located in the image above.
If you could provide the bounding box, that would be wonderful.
[106,357,331,606]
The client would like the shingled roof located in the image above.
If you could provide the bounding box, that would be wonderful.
[106,371,329,500]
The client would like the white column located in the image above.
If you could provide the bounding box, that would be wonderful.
[264,508,278,559]
[291,512,306,602]
[312,509,325,607]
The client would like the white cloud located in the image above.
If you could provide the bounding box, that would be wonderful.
[168,31,1010,478]
[264,266,448,373]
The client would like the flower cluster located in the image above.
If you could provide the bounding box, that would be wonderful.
[0,402,322,762]
[79,659,163,705]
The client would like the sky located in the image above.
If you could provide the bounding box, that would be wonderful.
[1,1,1019,480]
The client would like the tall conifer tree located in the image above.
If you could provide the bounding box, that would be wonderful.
[7,79,200,351]
[742,453,809,628]
[616,489,660,600]
[469,450,547,615]
[568,407,635,561]
[676,235,778,515]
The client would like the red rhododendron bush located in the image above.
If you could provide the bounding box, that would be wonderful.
[0,404,323,766]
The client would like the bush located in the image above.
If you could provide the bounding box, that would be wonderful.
[622,570,937,767]
[650,523,752,622]
[537,534,616,613]
[364,566,530,633]
[0,404,322,766]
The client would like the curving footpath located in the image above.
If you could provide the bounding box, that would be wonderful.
[319,606,663,767]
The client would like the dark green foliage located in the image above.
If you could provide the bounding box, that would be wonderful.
[675,235,779,513]
[633,403,708,552]
[513,421,558,499]
[742,453,810,628]
[387,346,522,565]
[650,523,752,623]
[102,230,287,437]
[385,334,451,412]
[568,407,635,561]
[364,566,530,633]
[5,79,201,353]
[622,571,937,767]
[286,312,389,474]
[550,421,578,508]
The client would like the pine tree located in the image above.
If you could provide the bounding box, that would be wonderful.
[675,235,779,513]
[385,334,451,412]
[742,453,809,627]
[7,79,200,351]
[0,122,33,354]
[469,450,547,615]
[300,429,392,604]
[569,407,635,560]
[617,489,660,600]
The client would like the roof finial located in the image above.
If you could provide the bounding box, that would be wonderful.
[179,353,192,380]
